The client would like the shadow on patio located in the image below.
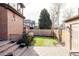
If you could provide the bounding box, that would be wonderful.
[21,46,39,56]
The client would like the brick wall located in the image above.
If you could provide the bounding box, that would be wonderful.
[0,5,24,40]
[0,6,8,40]
[7,9,23,40]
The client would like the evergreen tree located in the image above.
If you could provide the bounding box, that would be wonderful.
[39,8,52,29]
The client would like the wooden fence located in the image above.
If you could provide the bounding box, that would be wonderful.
[28,29,53,36]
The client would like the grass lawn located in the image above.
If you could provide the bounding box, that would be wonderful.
[32,36,58,46]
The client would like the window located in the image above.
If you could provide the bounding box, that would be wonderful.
[17,4,21,12]
[17,4,22,14]
[13,13,15,21]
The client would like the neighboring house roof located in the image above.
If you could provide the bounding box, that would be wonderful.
[64,15,79,22]
[0,3,25,19]
[24,19,35,28]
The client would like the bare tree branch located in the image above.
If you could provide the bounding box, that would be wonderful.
[63,8,74,20]
[51,3,64,28]
[50,3,64,42]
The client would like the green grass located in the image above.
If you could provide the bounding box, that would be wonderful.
[32,36,58,46]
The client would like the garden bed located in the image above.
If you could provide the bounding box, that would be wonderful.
[32,36,58,46]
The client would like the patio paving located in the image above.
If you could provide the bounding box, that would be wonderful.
[22,46,69,56]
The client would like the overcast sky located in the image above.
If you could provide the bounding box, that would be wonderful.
[23,3,79,25]
[24,3,51,25]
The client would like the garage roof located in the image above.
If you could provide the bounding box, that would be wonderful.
[64,15,79,22]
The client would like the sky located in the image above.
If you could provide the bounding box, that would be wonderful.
[24,3,51,25]
[23,3,79,25]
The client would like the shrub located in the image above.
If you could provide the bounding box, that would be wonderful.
[17,31,29,46]
[19,43,26,48]
[27,32,34,45]
[17,31,34,47]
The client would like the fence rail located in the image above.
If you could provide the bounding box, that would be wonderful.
[29,29,53,36]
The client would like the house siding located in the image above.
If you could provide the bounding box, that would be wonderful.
[0,3,25,40]
[7,9,23,40]
[64,19,79,50]
[0,6,8,40]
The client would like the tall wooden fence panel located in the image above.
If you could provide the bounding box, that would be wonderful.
[29,29,53,36]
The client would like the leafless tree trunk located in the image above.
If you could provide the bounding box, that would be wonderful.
[51,3,63,42]
[51,3,74,43]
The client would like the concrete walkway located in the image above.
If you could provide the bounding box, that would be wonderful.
[22,46,69,56]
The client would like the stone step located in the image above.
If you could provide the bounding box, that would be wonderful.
[14,47,27,56]
[13,47,27,56]
[0,43,16,53]
[0,41,10,47]
[70,52,79,56]
[3,45,19,56]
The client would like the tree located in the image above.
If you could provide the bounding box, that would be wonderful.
[39,8,52,29]
[51,3,64,28]
[50,3,64,41]
[63,8,74,19]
